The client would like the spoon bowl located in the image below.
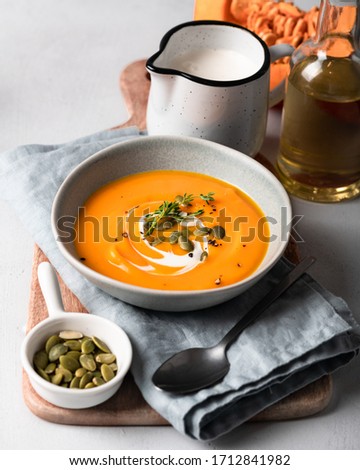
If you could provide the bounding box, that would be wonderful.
[152,256,315,394]
[153,346,229,394]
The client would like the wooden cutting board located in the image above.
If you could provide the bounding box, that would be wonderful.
[22,59,332,426]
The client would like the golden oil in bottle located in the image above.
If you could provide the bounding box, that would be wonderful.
[277,0,360,202]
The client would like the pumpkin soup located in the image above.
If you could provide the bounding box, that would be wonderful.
[74,170,269,290]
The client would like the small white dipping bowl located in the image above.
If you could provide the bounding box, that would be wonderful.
[51,135,292,312]
[21,262,132,409]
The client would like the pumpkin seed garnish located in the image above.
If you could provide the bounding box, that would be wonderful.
[212,225,226,239]
[193,227,211,237]
[44,363,56,374]
[169,231,180,245]
[93,377,106,387]
[84,382,95,389]
[95,353,116,365]
[92,336,111,353]
[56,367,73,383]
[48,343,68,362]
[63,340,82,351]
[36,368,50,382]
[59,330,83,340]
[75,367,87,378]
[51,372,63,385]
[101,364,115,382]
[79,371,94,389]
[66,350,81,360]
[59,354,80,372]
[33,350,49,370]
[178,235,194,252]
[45,335,61,354]
[79,353,97,372]
[81,338,95,354]
[33,332,117,389]
[70,376,81,389]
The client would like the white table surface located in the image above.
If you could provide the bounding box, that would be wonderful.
[1,0,359,450]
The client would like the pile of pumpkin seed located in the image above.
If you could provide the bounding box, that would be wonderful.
[33,330,117,389]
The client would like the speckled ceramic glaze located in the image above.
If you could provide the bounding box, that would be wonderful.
[52,135,292,312]
[146,21,293,157]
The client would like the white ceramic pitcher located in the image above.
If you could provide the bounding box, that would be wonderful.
[146,21,294,157]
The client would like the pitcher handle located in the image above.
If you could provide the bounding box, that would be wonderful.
[268,44,294,108]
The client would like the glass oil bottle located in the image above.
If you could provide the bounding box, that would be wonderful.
[277,0,360,202]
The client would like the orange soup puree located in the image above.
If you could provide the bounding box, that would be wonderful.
[74,170,269,290]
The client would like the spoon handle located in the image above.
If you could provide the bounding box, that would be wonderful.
[218,256,316,349]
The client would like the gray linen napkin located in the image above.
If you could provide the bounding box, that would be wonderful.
[1,127,360,441]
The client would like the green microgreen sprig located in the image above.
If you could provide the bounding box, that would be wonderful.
[200,192,215,204]
[143,192,215,236]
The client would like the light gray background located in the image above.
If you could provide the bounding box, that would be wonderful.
[1,0,359,450]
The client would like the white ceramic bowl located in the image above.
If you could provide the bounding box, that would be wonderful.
[21,263,132,409]
[51,135,292,312]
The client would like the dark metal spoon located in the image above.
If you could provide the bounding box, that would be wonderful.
[152,256,316,394]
